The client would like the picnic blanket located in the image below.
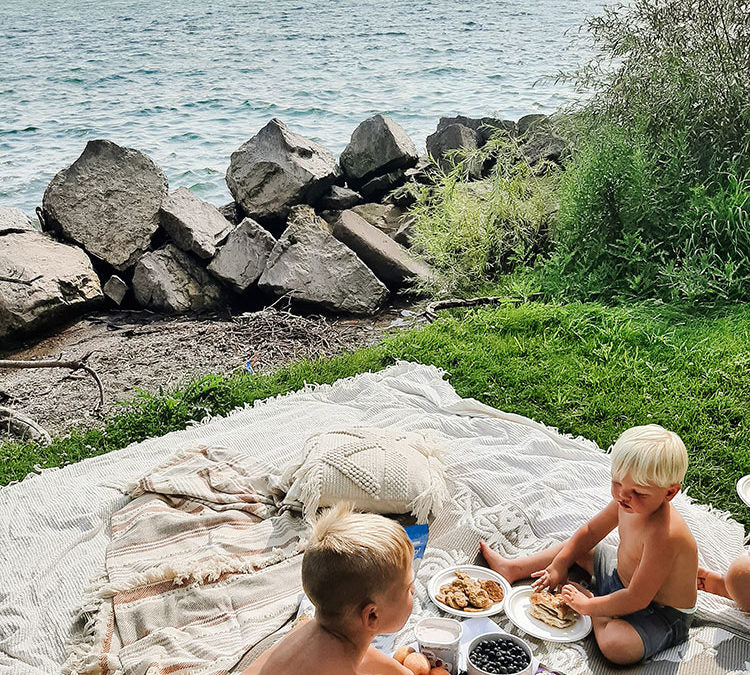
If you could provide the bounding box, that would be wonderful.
[1,362,748,674]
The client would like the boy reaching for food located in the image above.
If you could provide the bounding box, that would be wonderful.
[481,424,699,665]
[245,503,414,675]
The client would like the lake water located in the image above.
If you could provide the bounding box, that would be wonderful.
[1,0,603,216]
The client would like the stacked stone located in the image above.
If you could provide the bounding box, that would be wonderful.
[0,110,563,341]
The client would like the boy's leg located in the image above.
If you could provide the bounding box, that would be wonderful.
[480,541,595,584]
[592,616,645,665]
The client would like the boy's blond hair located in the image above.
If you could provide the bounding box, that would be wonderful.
[610,424,688,487]
[302,503,413,621]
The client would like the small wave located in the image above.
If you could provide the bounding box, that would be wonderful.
[0,126,39,136]
[62,128,92,137]
[94,74,129,84]
[169,132,202,141]
[421,66,466,75]
[140,105,180,114]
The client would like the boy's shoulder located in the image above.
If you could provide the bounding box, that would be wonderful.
[643,503,696,549]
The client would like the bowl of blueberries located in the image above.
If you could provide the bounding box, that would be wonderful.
[466,632,533,675]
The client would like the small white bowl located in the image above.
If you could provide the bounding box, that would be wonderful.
[466,631,533,675]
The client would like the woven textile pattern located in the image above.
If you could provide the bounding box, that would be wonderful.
[283,427,448,522]
[0,363,748,674]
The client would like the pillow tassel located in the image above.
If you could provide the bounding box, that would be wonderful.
[408,454,450,523]
[298,462,324,518]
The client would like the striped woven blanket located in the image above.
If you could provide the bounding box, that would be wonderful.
[1,362,748,674]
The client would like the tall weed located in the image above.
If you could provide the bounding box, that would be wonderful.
[410,138,559,295]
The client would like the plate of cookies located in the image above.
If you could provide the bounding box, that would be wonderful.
[428,565,511,618]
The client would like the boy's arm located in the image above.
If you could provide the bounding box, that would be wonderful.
[535,501,618,589]
[242,648,272,675]
[562,526,674,616]
[358,646,411,675]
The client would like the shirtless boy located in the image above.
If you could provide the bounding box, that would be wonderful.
[245,503,414,675]
[482,424,698,665]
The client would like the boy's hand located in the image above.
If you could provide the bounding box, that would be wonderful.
[560,584,592,615]
[531,562,567,591]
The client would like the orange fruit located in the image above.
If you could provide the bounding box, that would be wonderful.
[403,652,431,675]
[430,669,451,675]
[393,645,416,664]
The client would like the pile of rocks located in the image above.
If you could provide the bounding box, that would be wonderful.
[0,112,563,341]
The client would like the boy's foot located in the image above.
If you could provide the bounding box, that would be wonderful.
[480,541,520,583]
[697,567,730,598]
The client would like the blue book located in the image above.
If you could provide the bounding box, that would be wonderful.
[404,523,429,573]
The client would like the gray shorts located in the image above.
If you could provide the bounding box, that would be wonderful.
[592,543,693,661]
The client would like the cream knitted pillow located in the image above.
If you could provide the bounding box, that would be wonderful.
[282,427,449,523]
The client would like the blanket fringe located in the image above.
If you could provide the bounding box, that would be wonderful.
[96,544,301,598]
[61,573,114,675]
[182,361,447,431]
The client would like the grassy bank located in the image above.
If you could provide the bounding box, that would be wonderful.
[2,301,748,530]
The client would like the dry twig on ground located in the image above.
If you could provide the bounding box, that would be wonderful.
[0,353,105,412]
[0,406,52,445]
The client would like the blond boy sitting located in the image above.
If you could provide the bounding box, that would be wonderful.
[245,503,414,675]
[482,424,699,665]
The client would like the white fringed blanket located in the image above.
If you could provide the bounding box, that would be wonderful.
[0,362,747,674]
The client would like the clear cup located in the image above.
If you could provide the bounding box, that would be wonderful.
[415,616,463,674]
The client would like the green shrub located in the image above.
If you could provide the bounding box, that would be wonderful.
[410,138,559,296]
[542,121,750,303]
[539,0,750,305]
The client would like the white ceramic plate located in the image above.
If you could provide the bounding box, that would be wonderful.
[504,585,592,643]
[428,565,511,618]
[737,475,750,509]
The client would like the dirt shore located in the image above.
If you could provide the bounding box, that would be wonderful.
[0,302,426,438]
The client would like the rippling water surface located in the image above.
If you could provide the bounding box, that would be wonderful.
[1,0,603,215]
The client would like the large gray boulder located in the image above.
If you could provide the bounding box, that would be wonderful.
[436,115,516,145]
[350,203,406,238]
[358,168,407,200]
[160,188,234,259]
[258,206,388,315]
[42,139,168,271]
[318,185,362,211]
[0,230,103,339]
[339,115,418,188]
[426,123,482,178]
[207,217,276,293]
[331,210,430,289]
[226,119,341,223]
[517,114,549,138]
[132,244,224,313]
[0,207,34,235]
[521,132,569,167]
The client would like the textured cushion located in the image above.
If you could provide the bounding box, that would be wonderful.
[282,427,449,523]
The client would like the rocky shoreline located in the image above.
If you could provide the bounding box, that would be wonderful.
[0,112,564,345]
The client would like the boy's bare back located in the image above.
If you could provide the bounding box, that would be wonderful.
[247,622,357,675]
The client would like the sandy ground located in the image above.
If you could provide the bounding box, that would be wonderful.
[0,302,427,438]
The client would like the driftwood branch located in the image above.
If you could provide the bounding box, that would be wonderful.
[423,296,506,322]
[422,294,544,321]
[0,355,104,413]
[0,406,52,445]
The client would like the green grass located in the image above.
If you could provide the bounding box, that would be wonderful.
[2,301,749,531]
